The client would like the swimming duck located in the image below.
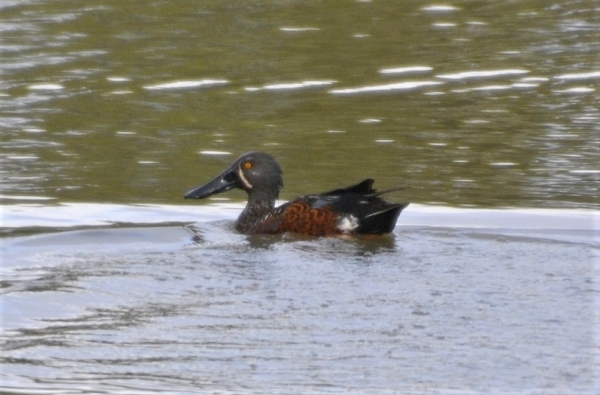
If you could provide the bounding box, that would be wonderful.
[184,152,409,236]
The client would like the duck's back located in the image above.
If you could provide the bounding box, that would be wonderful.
[253,179,409,236]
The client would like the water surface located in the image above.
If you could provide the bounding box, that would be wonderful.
[1,1,599,393]
[0,0,598,208]
[1,204,599,394]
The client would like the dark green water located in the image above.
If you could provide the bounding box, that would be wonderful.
[1,1,598,208]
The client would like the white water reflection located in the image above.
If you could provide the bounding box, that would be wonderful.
[244,80,336,92]
[330,80,442,94]
[106,76,131,82]
[26,84,64,90]
[199,150,232,156]
[1,204,597,394]
[143,79,229,90]
[452,83,540,92]
[280,27,320,32]
[1,203,596,232]
[421,5,460,12]
[569,169,600,174]
[0,195,55,201]
[379,66,433,75]
[436,69,530,80]
[554,71,600,80]
[553,87,595,93]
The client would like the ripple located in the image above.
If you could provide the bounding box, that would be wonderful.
[143,79,229,91]
[569,170,600,174]
[464,119,489,124]
[244,80,336,92]
[22,127,45,133]
[379,66,432,75]
[553,87,595,93]
[329,80,442,94]
[0,194,55,201]
[554,71,600,80]
[107,77,131,82]
[521,77,549,82]
[437,69,530,80]
[422,5,460,12]
[432,23,457,28]
[452,82,540,93]
[280,27,320,32]
[358,118,382,123]
[6,155,38,160]
[27,84,64,90]
[512,83,540,88]
[490,162,518,167]
[199,151,231,156]
[472,84,519,90]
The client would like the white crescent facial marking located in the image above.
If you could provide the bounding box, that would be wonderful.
[237,165,253,189]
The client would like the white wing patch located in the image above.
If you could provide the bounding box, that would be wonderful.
[337,215,359,233]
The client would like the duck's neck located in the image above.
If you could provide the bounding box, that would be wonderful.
[236,190,278,234]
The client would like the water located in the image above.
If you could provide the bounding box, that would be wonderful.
[0,0,598,207]
[1,204,599,394]
[1,0,599,393]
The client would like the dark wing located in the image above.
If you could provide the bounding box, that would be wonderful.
[308,179,409,234]
[354,202,409,234]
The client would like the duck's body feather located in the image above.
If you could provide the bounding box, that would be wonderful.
[184,153,409,236]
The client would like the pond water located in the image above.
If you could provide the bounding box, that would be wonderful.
[1,0,599,394]
[1,0,598,208]
[1,204,599,394]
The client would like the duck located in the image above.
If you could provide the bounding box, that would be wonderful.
[184,152,409,236]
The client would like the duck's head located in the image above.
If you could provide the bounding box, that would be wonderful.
[184,151,283,200]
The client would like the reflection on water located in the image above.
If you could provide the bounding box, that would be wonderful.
[1,204,598,394]
[0,0,598,209]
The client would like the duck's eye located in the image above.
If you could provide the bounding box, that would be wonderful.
[243,161,252,169]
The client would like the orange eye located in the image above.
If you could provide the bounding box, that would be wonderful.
[243,161,252,169]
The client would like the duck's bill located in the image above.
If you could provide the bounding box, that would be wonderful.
[184,170,237,199]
